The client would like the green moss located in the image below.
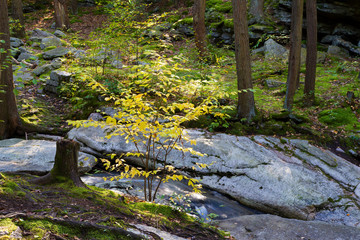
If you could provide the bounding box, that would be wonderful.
[318,107,357,127]
[43,45,57,51]
[206,0,232,13]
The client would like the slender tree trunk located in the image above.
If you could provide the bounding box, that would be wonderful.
[232,0,256,121]
[284,0,304,111]
[54,0,70,30]
[10,0,26,38]
[193,0,207,60]
[0,0,20,140]
[249,0,265,23]
[69,0,78,14]
[31,139,86,187]
[304,0,317,106]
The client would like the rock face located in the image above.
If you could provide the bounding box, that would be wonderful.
[216,214,360,240]
[0,139,96,174]
[68,126,360,228]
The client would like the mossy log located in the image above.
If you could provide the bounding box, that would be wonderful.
[31,139,86,187]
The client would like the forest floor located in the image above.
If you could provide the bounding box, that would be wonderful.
[0,173,229,239]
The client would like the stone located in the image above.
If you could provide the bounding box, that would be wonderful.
[355,184,360,198]
[54,30,66,38]
[349,149,359,157]
[0,139,96,174]
[327,45,349,58]
[31,28,55,39]
[332,37,360,56]
[67,127,360,227]
[10,37,23,48]
[264,79,285,88]
[216,214,360,240]
[11,47,21,58]
[51,58,63,69]
[333,23,360,40]
[40,37,62,50]
[44,70,72,94]
[32,64,54,76]
[9,227,22,239]
[264,39,289,61]
[43,47,70,60]
[13,67,33,82]
[111,60,123,69]
[17,52,38,63]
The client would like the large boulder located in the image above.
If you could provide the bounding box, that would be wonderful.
[68,126,360,227]
[44,70,71,94]
[40,37,62,50]
[264,39,289,61]
[10,37,24,48]
[0,139,96,174]
[43,47,70,60]
[216,214,360,240]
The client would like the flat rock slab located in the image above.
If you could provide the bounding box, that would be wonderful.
[67,126,360,227]
[0,139,96,174]
[216,214,360,240]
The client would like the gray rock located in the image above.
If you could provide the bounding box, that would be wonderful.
[44,70,71,94]
[9,227,22,239]
[88,113,104,121]
[67,127,360,227]
[11,47,21,58]
[31,28,55,39]
[13,67,33,82]
[216,214,360,240]
[265,79,285,88]
[17,52,38,63]
[43,47,70,60]
[51,58,63,69]
[73,50,87,59]
[0,139,96,174]
[111,60,123,69]
[332,37,360,56]
[10,37,24,48]
[54,30,66,38]
[32,64,54,76]
[355,184,360,198]
[328,45,350,58]
[40,37,62,50]
[264,39,289,61]
[349,149,359,157]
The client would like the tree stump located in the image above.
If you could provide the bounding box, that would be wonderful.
[31,139,86,188]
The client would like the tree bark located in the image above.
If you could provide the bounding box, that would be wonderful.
[10,0,26,38]
[54,0,70,30]
[304,0,317,106]
[232,0,256,121]
[193,0,207,60]
[31,139,86,188]
[284,0,304,111]
[0,0,21,140]
[249,0,265,23]
[69,0,78,14]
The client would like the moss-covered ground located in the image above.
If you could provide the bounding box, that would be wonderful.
[0,173,229,239]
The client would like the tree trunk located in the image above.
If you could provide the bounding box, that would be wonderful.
[10,0,26,38]
[54,0,70,30]
[193,0,207,60]
[31,139,86,188]
[69,0,78,14]
[232,0,256,121]
[249,0,264,23]
[284,0,304,111]
[304,0,317,106]
[0,0,21,140]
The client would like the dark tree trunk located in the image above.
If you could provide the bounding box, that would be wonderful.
[284,0,304,111]
[10,0,26,38]
[0,0,21,140]
[249,0,265,23]
[304,0,317,106]
[32,139,86,188]
[69,0,78,14]
[54,0,70,30]
[193,0,207,60]
[232,0,256,121]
